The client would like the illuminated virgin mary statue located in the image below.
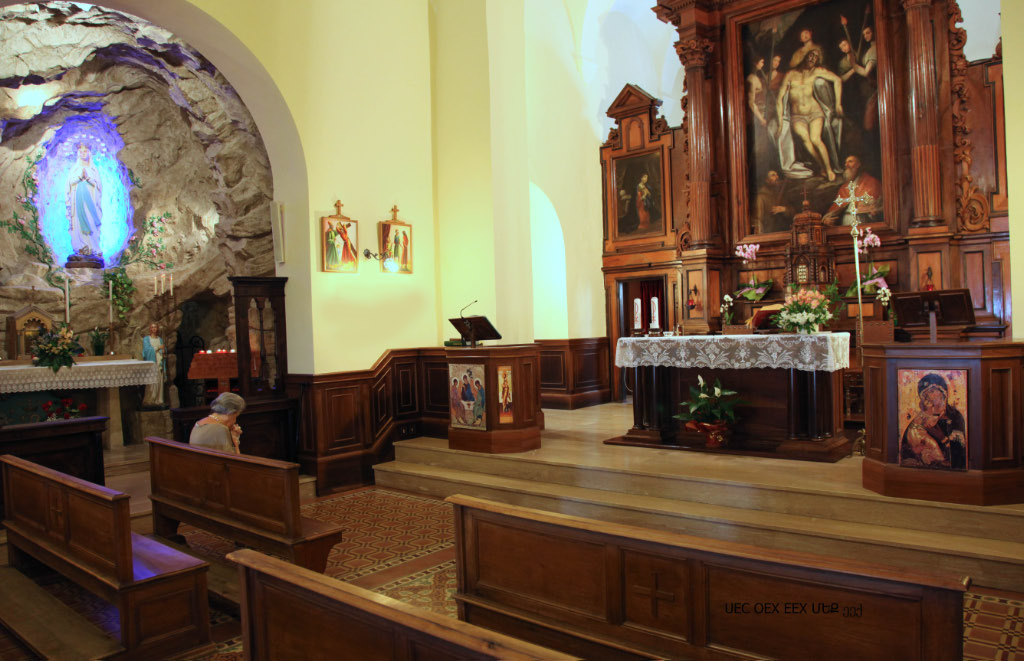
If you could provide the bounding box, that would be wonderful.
[66,143,103,258]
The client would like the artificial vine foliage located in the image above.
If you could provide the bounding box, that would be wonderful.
[1,152,174,320]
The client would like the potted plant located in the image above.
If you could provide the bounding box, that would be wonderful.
[674,374,744,448]
[734,243,773,302]
[31,323,84,373]
[88,326,108,356]
[720,294,751,335]
[844,227,888,296]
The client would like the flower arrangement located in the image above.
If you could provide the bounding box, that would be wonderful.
[42,398,89,421]
[734,243,773,301]
[772,283,842,334]
[88,326,109,356]
[720,294,734,325]
[876,286,897,324]
[845,226,889,296]
[31,323,85,373]
[674,374,744,425]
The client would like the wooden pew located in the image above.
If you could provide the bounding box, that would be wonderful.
[147,436,343,572]
[1,454,210,659]
[227,548,574,660]
[448,494,969,661]
[0,416,106,514]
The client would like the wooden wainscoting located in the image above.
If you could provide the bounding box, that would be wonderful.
[537,338,611,409]
[286,348,450,494]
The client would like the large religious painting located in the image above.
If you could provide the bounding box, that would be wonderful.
[897,369,968,471]
[497,365,514,424]
[450,363,486,430]
[321,215,358,273]
[742,0,882,235]
[614,151,662,237]
[378,220,412,273]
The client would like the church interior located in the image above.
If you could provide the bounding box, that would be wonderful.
[0,0,1022,658]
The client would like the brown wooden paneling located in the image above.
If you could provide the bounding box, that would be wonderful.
[537,339,611,409]
[324,386,361,452]
[371,371,392,437]
[394,359,418,416]
[423,360,451,416]
[963,249,987,312]
[986,365,1015,463]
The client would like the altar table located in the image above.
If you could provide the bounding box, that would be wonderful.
[610,334,852,461]
[0,359,159,449]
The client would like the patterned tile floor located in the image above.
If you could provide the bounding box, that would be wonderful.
[1,486,1021,659]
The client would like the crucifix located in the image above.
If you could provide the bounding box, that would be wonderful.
[390,205,400,222]
[334,200,343,216]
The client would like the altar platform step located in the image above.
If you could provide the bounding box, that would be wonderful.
[373,423,1024,592]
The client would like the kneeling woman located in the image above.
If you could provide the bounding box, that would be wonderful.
[190,392,246,454]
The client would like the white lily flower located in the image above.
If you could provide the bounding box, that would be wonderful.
[699,393,709,399]
[714,386,721,397]
[697,374,704,387]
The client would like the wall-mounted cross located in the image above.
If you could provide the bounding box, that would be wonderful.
[390,205,400,222]
[631,571,676,619]
[334,200,343,217]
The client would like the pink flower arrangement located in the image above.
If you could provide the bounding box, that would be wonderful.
[734,243,760,263]
[856,227,881,254]
[773,286,839,333]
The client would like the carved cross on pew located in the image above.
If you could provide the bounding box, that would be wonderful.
[390,205,400,222]
[334,200,343,216]
[48,491,65,529]
[632,571,676,618]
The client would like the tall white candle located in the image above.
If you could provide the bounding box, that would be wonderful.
[169,273,173,296]
[64,278,70,324]
[633,298,642,330]
[153,275,157,297]
[650,297,660,329]
[108,280,113,324]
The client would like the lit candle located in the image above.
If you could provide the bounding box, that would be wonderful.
[64,278,70,324]
[633,298,642,330]
[650,297,659,329]
[108,280,113,324]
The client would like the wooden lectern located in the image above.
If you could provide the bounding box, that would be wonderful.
[446,317,542,453]
[891,289,975,343]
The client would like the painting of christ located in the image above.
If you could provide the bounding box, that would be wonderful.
[498,365,513,424]
[742,0,883,235]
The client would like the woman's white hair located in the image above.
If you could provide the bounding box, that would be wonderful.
[210,392,246,415]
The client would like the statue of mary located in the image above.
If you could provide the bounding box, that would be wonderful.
[66,143,103,258]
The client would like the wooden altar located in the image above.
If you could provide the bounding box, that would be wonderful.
[608,334,852,461]
[862,341,1024,505]
[603,0,1010,402]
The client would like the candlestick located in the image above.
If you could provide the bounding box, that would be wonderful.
[64,278,70,324]
[108,280,113,324]
[633,298,642,330]
[650,297,660,329]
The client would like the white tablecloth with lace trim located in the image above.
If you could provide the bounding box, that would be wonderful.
[0,359,158,394]
[615,333,850,373]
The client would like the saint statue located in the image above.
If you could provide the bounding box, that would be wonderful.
[66,143,103,258]
[142,323,166,407]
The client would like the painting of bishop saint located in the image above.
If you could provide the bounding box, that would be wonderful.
[742,0,883,235]
[897,369,968,471]
[498,365,514,424]
[450,363,486,430]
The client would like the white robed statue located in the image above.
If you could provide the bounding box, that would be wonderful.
[142,323,165,407]
[66,143,103,258]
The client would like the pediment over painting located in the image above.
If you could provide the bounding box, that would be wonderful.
[606,84,663,122]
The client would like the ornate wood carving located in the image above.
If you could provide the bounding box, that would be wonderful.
[948,0,991,233]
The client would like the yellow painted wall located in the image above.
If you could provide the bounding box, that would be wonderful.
[182,0,441,372]
[1002,0,1022,339]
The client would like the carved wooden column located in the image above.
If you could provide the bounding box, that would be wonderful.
[902,0,944,227]
[676,37,715,248]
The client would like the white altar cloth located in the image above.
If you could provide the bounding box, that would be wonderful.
[0,359,158,394]
[615,333,850,373]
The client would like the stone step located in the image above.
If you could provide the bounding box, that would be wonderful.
[374,460,1024,593]
[0,566,124,660]
[392,441,1024,543]
[104,457,150,477]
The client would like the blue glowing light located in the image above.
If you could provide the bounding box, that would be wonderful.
[33,114,133,268]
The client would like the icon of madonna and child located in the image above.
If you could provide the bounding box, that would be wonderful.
[898,370,967,471]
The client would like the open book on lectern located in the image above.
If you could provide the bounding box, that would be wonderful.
[448,316,501,348]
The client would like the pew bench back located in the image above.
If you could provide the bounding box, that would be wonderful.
[228,548,574,661]
[448,494,969,661]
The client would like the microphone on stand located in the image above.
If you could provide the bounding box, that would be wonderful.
[460,300,478,318]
